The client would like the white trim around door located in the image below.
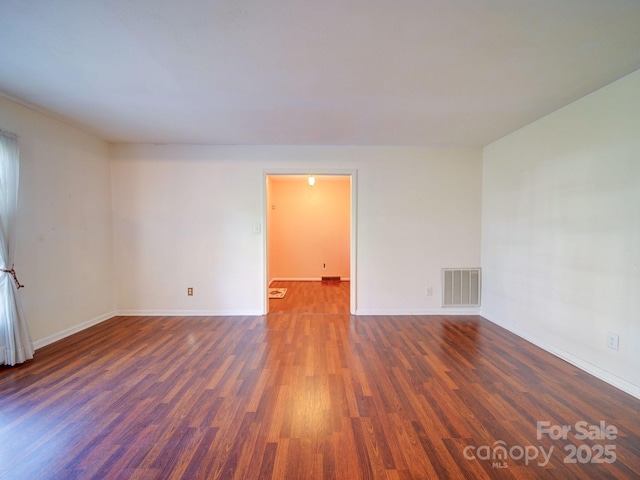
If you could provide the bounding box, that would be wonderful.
[263,168,357,315]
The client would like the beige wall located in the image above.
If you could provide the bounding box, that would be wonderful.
[111,145,482,315]
[0,99,482,338]
[481,69,640,397]
[0,96,115,346]
[268,175,350,282]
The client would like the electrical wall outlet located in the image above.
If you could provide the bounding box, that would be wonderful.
[607,332,619,351]
[187,287,193,296]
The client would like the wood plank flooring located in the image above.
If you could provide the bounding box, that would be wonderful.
[269,281,350,314]
[1,286,639,478]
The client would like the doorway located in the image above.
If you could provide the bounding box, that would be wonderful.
[263,171,357,314]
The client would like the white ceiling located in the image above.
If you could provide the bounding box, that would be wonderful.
[2,0,640,147]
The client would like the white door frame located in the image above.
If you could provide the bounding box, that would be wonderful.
[263,168,357,315]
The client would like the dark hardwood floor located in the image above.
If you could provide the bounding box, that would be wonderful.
[1,283,639,479]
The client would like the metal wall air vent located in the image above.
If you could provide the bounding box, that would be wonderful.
[442,268,481,307]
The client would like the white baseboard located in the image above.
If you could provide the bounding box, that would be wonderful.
[270,277,351,283]
[355,308,480,316]
[481,311,640,400]
[33,311,117,350]
[116,309,263,317]
[270,277,320,282]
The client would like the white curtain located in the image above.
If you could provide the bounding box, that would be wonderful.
[0,131,33,365]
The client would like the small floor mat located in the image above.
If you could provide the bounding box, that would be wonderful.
[269,288,287,299]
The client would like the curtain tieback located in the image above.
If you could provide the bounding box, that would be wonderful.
[1,264,24,289]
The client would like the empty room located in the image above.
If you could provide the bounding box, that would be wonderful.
[1,1,639,479]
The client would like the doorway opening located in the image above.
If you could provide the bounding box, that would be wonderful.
[264,171,356,314]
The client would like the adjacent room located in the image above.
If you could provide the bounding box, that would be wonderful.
[1,1,639,478]
[267,174,352,315]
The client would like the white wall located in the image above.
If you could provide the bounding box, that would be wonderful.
[0,96,115,346]
[481,69,640,397]
[111,145,482,315]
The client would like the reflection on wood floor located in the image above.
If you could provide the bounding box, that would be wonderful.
[1,299,639,477]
